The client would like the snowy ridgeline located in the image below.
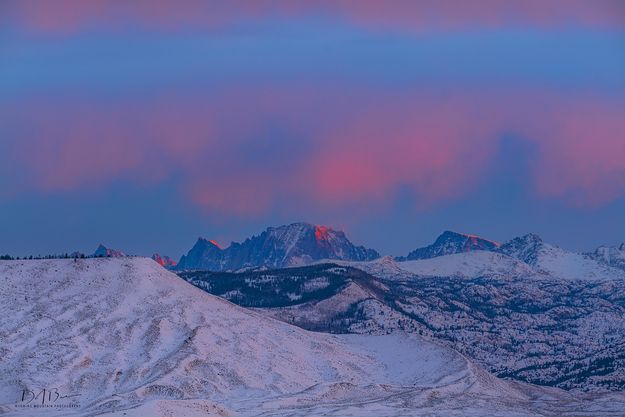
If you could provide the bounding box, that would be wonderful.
[2,258,625,416]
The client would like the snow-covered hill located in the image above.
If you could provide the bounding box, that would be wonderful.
[0,258,433,415]
[176,223,380,271]
[395,251,538,279]
[4,258,614,416]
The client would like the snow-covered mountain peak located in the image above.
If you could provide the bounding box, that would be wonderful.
[265,223,342,247]
[496,234,625,281]
[403,230,500,260]
[506,233,544,246]
[594,245,614,260]
[176,223,380,271]
[265,222,317,249]
[498,233,546,265]
[361,231,625,282]
[587,243,625,271]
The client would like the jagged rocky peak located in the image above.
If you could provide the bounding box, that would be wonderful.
[176,237,224,271]
[176,222,380,271]
[266,222,380,261]
[195,237,222,251]
[265,222,336,242]
[266,223,351,249]
[404,230,501,260]
[151,253,177,268]
[498,233,545,265]
[93,244,125,258]
[593,245,613,259]
[587,242,625,271]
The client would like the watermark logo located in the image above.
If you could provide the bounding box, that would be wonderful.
[16,387,81,409]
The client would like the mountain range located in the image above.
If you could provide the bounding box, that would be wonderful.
[175,222,380,271]
[3,257,624,416]
[88,223,625,276]
[171,223,625,394]
[180,233,625,392]
[3,225,625,414]
[171,223,625,277]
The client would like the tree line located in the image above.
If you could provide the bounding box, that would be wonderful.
[0,253,132,260]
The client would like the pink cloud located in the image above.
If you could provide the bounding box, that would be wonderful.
[7,0,624,35]
[520,96,625,207]
[7,99,217,193]
[305,96,502,208]
[4,88,625,215]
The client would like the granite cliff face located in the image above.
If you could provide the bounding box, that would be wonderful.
[176,222,380,271]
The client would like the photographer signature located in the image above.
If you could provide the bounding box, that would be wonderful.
[18,387,80,406]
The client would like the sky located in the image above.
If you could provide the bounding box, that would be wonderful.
[1,0,625,258]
